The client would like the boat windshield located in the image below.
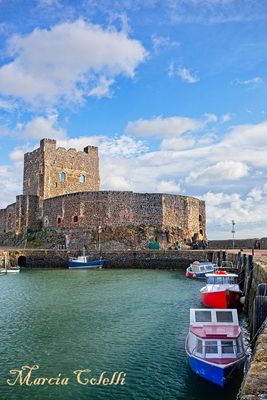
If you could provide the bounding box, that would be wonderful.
[207,276,236,285]
[195,338,244,357]
[195,310,212,322]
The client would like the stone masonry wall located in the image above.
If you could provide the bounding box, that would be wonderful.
[240,258,267,400]
[162,196,206,242]
[208,238,266,249]
[43,191,164,229]
[0,208,5,234]
[40,191,205,248]
[23,138,100,200]
[15,194,40,234]
[23,146,44,197]
[4,203,16,233]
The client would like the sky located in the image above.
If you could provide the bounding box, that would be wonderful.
[0,0,267,239]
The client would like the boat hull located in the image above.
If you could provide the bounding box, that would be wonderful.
[68,259,105,269]
[201,289,241,308]
[201,290,241,308]
[186,270,214,279]
[187,355,245,387]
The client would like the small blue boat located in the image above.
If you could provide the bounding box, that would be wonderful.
[186,261,217,279]
[185,308,246,387]
[68,256,105,269]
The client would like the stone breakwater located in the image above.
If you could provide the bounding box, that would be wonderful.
[239,257,267,400]
[0,248,214,269]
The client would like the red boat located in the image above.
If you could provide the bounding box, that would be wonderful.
[200,271,242,309]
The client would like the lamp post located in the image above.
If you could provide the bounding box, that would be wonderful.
[98,225,102,252]
[231,220,236,249]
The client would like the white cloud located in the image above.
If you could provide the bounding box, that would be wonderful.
[19,114,66,140]
[88,77,115,98]
[0,164,23,208]
[200,183,267,239]
[156,179,181,193]
[233,76,264,86]
[167,62,199,83]
[166,0,267,24]
[187,160,249,185]
[0,98,16,111]
[0,19,147,105]
[204,113,218,123]
[59,134,148,158]
[125,115,202,136]
[221,113,232,122]
[223,120,267,148]
[177,66,199,84]
[0,114,66,141]
[160,136,196,150]
[151,34,180,53]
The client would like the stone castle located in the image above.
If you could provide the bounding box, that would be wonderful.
[0,138,206,249]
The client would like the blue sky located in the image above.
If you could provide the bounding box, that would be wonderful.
[1,0,267,239]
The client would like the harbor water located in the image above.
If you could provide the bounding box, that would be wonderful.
[0,269,249,400]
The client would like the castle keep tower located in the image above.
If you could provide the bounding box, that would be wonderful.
[23,139,100,199]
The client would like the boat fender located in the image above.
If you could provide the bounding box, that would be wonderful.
[240,296,245,305]
[215,270,228,275]
[186,271,190,277]
[193,274,197,279]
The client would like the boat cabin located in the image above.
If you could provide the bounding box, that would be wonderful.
[205,273,238,285]
[188,309,244,360]
[190,263,216,273]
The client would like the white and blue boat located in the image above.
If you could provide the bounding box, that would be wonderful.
[68,256,105,269]
[185,261,217,279]
[185,308,246,387]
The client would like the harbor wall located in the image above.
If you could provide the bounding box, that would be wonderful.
[208,238,266,249]
[0,249,213,269]
[239,257,267,400]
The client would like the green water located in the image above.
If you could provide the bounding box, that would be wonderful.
[0,269,248,400]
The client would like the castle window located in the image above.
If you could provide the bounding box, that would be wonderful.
[59,172,66,182]
[73,216,78,223]
[80,174,86,183]
[200,229,203,235]
[57,217,62,225]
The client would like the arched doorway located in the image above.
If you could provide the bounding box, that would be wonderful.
[18,256,27,268]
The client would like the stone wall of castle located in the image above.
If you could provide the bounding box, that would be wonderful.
[162,195,206,242]
[15,195,40,234]
[41,191,205,243]
[2,203,16,233]
[42,191,164,229]
[0,137,206,247]
[23,139,100,200]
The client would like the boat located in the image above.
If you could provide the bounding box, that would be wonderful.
[200,271,242,308]
[0,269,7,276]
[0,266,20,273]
[68,256,105,269]
[186,261,217,279]
[185,308,246,387]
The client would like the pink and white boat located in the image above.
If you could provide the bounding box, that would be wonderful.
[185,308,246,387]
